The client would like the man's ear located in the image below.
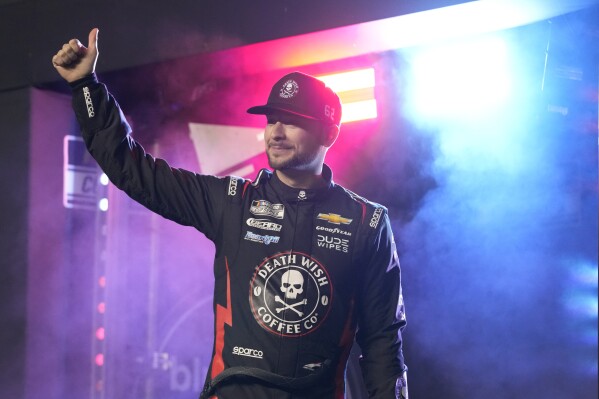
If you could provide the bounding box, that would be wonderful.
[322,124,340,148]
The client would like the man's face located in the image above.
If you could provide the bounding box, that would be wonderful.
[263,112,326,172]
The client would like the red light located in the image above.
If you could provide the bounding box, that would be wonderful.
[97,302,105,314]
[96,327,105,341]
[95,353,104,367]
[98,276,106,287]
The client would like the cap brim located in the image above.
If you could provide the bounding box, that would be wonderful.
[247,104,320,121]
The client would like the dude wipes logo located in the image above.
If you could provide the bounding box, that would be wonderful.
[249,252,332,337]
[317,234,349,253]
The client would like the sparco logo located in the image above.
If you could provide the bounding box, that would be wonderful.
[247,218,282,232]
[369,208,384,228]
[250,200,285,219]
[228,177,238,196]
[249,252,332,337]
[316,225,351,236]
[232,346,263,359]
[83,87,95,118]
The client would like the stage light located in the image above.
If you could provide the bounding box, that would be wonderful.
[100,173,109,186]
[341,100,378,123]
[98,276,106,288]
[97,302,106,314]
[565,261,599,319]
[95,353,104,367]
[317,69,375,93]
[406,35,511,122]
[98,198,109,212]
[317,68,377,123]
[96,327,105,341]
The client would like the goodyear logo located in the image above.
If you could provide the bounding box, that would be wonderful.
[317,213,352,225]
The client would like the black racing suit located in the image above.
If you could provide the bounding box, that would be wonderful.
[70,74,408,399]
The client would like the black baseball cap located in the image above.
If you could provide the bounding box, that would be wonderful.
[247,72,342,127]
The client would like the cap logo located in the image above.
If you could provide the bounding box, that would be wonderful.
[279,79,299,99]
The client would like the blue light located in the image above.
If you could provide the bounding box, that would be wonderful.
[406,35,511,122]
[570,261,599,287]
[563,293,598,319]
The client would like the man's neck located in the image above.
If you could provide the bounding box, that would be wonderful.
[275,168,326,189]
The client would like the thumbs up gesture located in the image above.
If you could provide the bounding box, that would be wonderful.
[52,28,99,83]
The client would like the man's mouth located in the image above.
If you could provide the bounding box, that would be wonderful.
[269,144,292,151]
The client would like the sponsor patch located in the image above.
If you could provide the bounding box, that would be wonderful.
[315,225,351,236]
[83,87,95,118]
[232,346,263,359]
[279,79,299,99]
[249,252,332,337]
[246,218,282,232]
[369,208,384,229]
[228,177,239,196]
[317,234,349,253]
[250,200,285,219]
[317,213,352,225]
[244,231,280,245]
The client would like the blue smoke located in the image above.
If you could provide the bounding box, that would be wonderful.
[395,18,597,399]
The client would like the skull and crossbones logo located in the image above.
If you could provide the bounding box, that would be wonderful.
[279,79,299,99]
[250,253,332,336]
[275,269,307,316]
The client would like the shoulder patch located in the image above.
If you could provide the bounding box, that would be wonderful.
[369,207,385,229]
[227,176,241,196]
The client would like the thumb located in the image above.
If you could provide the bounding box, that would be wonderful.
[88,28,99,53]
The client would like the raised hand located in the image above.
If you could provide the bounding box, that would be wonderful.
[52,28,99,83]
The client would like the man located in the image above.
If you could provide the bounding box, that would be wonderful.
[52,28,408,399]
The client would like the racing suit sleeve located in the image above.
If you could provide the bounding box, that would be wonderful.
[356,211,408,399]
[69,74,226,241]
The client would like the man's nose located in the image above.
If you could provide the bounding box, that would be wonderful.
[270,122,285,138]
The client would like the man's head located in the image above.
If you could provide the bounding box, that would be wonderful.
[247,72,342,173]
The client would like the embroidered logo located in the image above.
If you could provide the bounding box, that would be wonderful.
[228,177,239,196]
[279,79,299,99]
[250,200,285,219]
[369,208,384,228]
[249,252,332,337]
[83,87,95,118]
[246,218,282,232]
[315,225,351,236]
[317,234,349,253]
[244,231,280,245]
[317,213,352,225]
[232,346,263,359]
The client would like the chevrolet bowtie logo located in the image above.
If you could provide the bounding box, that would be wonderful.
[317,213,353,225]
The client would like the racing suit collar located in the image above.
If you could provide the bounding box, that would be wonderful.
[269,164,334,202]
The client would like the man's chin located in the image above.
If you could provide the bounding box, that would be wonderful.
[267,155,294,170]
